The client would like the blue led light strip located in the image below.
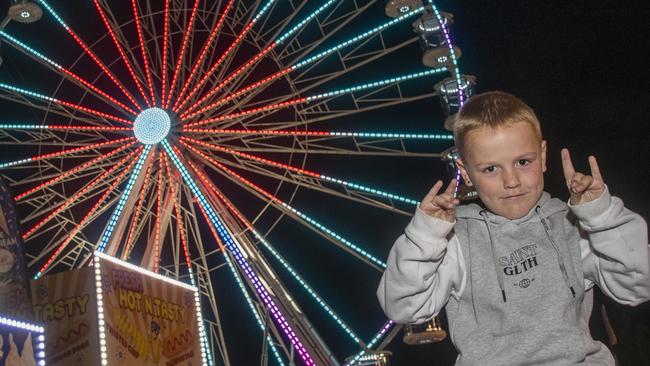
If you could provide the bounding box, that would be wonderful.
[293,6,424,69]
[277,0,338,44]
[344,320,395,365]
[184,143,387,269]
[257,231,362,344]
[194,165,363,345]
[0,31,137,115]
[221,247,286,366]
[96,145,153,253]
[307,67,446,100]
[162,140,316,365]
[252,0,278,23]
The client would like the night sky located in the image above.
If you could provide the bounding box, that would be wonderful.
[0,0,648,365]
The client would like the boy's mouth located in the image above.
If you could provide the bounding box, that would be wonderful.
[502,192,527,200]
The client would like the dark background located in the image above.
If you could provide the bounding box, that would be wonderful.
[0,0,648,365]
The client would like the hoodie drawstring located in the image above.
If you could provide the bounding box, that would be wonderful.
[535,206,576,298]
[479,210,508,302]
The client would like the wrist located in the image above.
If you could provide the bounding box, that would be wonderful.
[568,185,611,222]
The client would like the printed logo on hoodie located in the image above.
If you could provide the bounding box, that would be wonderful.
[499,244,539,276]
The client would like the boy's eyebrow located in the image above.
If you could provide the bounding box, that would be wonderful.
[471,152,538,167]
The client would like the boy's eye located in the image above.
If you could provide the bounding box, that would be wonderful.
[483,166,496,173]
[517,159,531,166]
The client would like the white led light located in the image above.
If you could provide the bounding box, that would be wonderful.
[133,108,171,144]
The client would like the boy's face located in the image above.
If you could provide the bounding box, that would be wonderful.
[456,122,547,219]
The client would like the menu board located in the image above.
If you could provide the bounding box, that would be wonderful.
[31,267,99,366]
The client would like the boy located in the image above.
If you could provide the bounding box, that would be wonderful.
[377,91,650,365]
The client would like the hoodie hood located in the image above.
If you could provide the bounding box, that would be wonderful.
[455,191,568,224]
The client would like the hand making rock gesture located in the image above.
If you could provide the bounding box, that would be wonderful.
[420,179,459,222]
[561,148,606,205]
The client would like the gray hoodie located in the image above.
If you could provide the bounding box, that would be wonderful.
[378,188,650,365]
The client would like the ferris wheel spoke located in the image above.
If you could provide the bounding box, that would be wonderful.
[173,0,236,107]
[120,155,155,261]
[161,152,193,271]
[21,146,141,241]
[172,0,280,112]
[180,5,421,119]
[0,83,134,125]
[130,0,157,106]
[164,0,200,108]
[95,144,154,253]
[275,0,379,65]
[0,124,131,134]
[0,31,138,116]
[149,152,165,272]
[159,0,170,105]
[182,67,445,125]
[92,0,151,106]
[163,141,318,366]
[182,136,418,208]
[184,144,386,272]
[0,137,134,170]
[194,143,414,219]
[194,203,287,366]
[0,95,112,127]
[292,35,419,96]
[14,142,136,201]
[193,167,365,346]
[37,0,143,109]
[33,146,146,279]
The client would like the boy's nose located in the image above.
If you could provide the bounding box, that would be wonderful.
[503,169,521,189]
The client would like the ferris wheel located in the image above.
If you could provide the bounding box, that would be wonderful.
[0,0,475,364]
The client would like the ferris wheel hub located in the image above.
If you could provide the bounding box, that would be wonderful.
[133,108,171,144]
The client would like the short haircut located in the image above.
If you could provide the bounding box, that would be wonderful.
[453,91,542,156]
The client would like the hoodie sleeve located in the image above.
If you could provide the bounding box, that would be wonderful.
[377,206,466,324]
[570,186,650,306]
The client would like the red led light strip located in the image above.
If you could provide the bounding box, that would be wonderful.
[174,0,235,109]
[183,68,292,119]
[181,43,277,119]
[131,0,157,106]
[153,150,164,273]
[23,147,139,240]
[165,0,201,108]
[59,68,137,115]
[36,147,143,275]
[181,137,319,178]
[15,142,136,201]
[173,21,256,112]
[182,128,331,137]
[20,137,134,167]
[46,125,130,132]
[122,154,155,260]
[162,152,193,270]
[93,0,150,106]
[62,20,141,109]
[161,0,170,105]
[55,98,132,125]
[184,98,307,128]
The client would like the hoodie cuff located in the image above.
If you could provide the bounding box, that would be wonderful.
[410,206,456,240]
[568,185,611,226]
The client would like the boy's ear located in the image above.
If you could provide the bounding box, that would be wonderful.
[455,158,473,187]
[541,140,547,173]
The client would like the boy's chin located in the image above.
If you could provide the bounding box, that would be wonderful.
[483,195,542,220]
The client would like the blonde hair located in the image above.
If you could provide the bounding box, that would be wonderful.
[453,91,542,156]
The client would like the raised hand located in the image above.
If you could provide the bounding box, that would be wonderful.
[420,179,459,222]
[561,148,606,205]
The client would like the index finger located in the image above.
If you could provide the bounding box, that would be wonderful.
[561,148,576,182]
